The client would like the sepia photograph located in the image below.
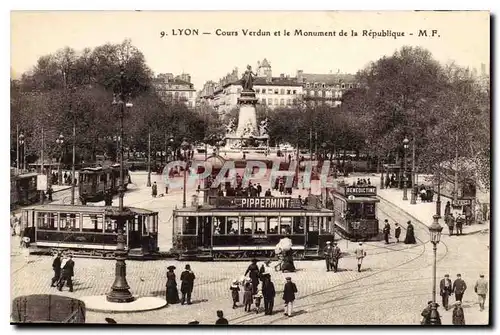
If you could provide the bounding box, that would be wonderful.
[9,10,491,326]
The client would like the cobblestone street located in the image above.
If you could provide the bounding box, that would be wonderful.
[10,172,489,325]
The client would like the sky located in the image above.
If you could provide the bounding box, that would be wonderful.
[11,11,490,90]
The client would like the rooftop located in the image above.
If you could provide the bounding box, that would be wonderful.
[301,73,356,84]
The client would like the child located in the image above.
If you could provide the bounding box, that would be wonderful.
[243,281,253,312]
[253,289,263,314]
[230,279,240,309]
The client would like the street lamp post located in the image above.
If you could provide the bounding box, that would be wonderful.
[402,138,409,200]
[410,136,417,205]
[181,139,191,208]
[56,134,64,185]
[18,131,25,174]
[428,215,443,325]
[147,132,151,187]
[436,164,442,217]
[106,69,134,304]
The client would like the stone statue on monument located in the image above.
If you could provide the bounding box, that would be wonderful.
[241,65,257,91]
[225,118,236,134]
[259,118,269,136]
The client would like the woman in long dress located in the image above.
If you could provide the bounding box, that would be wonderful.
[404,221,417,244]
[165,265,180,304]
[21,237,31,263]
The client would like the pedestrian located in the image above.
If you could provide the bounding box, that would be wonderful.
[180,264,195,305]
[446,213,455,236]
[253,289,263,314]
[244,258,260,294]
[215,310,228,325]
[354,242,366,272]
[265,189,271,197]
[50,252,62,287]
[420,301,433,325]
[257,183,262,197]
[394,223,401,243]
[456,213,464,235]
[332,242,342,272]
[165,265,180,304]
[452,302,466,325]
[404,221,416,244]
[262,274,276,315]
[474,274,488,311]
[243,281,253,312]
[367,178,371,185]
[47,186,53,201]
[282,277,297,317]
[10,212,18,236]
[445,201,451,217]
[57,254,74,292]
[230,279,240,309]
[323,241,334,272]
[152,181,158,198]
[21,236,31,264]
[452,273,467,303]
[439,274,453,310]
[383,219,391,244]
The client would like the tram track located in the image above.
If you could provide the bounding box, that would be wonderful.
[231,197,450,325]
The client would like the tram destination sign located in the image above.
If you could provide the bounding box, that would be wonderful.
[344,186,377,196]
[452,199,472,206]
[216,197,302,209]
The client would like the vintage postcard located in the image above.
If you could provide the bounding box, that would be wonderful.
[10,11,490,325]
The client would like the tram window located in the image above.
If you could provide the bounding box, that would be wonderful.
[36,213,57,230]
[182,216,197,235]
[147,215,155,233]
[58,213,78,230]
[364,203,375,218]
[308,217,319,231]
[82,214,103,232]
[267,217,279,234]
[280,217,292,235]
[292,217,305,234]
[319,217,329,233]
[106,218,117,233]
[140,216,147,234]
[241,217,253,235]
[227,217,239,235]
[254,217,266,234]
[213,217,226,235]
[347,203,362,219]
[100,174,106,182]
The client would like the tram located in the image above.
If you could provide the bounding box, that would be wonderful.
[11,171,39,208]
[327,184,380,241]
[78,164,131,204]
[171,196,336,260]
[20,204,159,259]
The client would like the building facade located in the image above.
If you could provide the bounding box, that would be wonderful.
[297,70,357,107]
[153,73,197,108]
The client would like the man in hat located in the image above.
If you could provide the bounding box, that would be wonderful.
[474,274,488,311]
[180,264,196,305]
[452,274,467,303]
[215,310,228,325]
[282,277,297,317]
[439,274,453,310]
[354,243,366,272]
[245,259,260,294]
[58,254,75,292]
[331,242,342,272]
[50,251,62,287]
[383,219,391,244]
[152,181,158,198]
[323,241,334,272]
[262,274,276,315]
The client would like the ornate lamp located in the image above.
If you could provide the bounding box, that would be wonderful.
[428,214,443,325]
[402,137,410,200]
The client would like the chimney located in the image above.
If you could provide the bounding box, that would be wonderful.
[481,63,486,76]
[266,71,272,83]
[297,70,303,83]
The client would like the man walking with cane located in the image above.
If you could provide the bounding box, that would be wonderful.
[355,243,366,273]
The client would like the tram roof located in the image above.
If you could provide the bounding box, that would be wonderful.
[12,172,39,179]
[346,197,380,203]
[22,204,157,214]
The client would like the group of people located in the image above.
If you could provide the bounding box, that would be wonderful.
[424,273,488,325]
[323,241,367,273]
[274,176,293,195]
[50,252,76,292]
[165,264,196,305]
[444,201,472,236]
[382,219,416,244]
[355,178,371,186]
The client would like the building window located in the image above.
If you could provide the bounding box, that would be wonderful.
[237,88,242,93]
[341,83,345,89]
[306,83,310,88]
[314,83,318,88]
[268,98,273,105]
[274,89,279,94]
[261,99,266,105]
[322,83,326,88]
[189,92,193,98]
[174,92,179,97]
[287,99,291,105]
[293,90,297,94]
[293,99,297,104]
[309,90,314,96]
[280,99,285,105]
[280,89,285,95]
[349,84,353,88]
[274,98,278,105]
[262,89,266,94]
[255,88,260,93]
[287,89,291,94]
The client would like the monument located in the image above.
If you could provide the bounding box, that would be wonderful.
[225,65,270,152]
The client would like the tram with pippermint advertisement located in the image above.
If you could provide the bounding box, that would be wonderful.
[171,195,336,260]
[19,204,159,259]
[327,184,380,241]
